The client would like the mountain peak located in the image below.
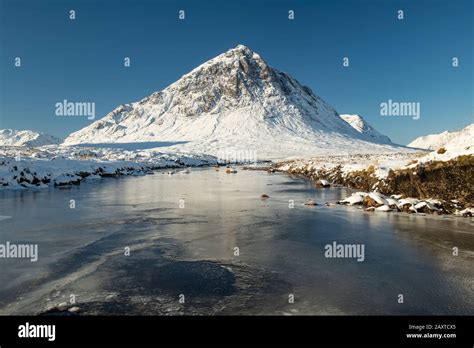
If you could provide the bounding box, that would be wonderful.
[339,114,392,144]
[229,44,254,56]
[64,46,401,158]
[205,44,270,79]
[0,129,61,147]
[225,44,264,63]
[140,44,281,115]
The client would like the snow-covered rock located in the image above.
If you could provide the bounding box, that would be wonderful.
[385,198,399,208]
[456,207,474,217]
[318,179,330,187]
[339,114,392,144]
[0,129,61,147]
[414,201,439,213]
[225,168,237,174]
[337,191,469,216]
[54,174,81,186]
[339,192,366,205]
[414,201,428,210]
[68,306,81,313]
[304,198,317,206]
[375,205,392,212]
[367,192,388,206]
[64,45,406,160]
[397,198,419,210]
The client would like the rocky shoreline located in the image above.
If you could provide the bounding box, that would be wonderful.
[2,146,473,217]
[0,158,220,189]
[0,145,219,189]
[272,154,474,217]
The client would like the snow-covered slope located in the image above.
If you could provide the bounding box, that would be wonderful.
[408,124,473,151]
[0,129,61,147]
[339,114,391,144]
[407,124,473,162]
[64,44,405,159]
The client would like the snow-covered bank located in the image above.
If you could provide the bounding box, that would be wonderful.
[276,152,426,180]
[274,150,473,215]
[274,124,474,208]
[0,145,218,189]
[0,157,149,188]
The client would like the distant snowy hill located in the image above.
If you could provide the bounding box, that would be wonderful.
[64,44,405,159]
[339,114,391,144]
[0,129,61,147]
[408,124,473,151]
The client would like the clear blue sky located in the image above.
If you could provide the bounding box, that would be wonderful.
[0,0,472,144]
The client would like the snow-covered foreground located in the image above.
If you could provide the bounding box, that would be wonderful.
[0,145,217,189]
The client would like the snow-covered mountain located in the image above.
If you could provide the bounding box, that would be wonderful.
[0,129,61,147]
[64,44,403,159]
[408,124,473,151]
[339,114,391,144]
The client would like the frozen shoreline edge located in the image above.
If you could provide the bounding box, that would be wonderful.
[270,155,474,217]
[1,145,472,217]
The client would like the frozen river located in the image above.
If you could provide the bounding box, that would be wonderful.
[0,168,473,315]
